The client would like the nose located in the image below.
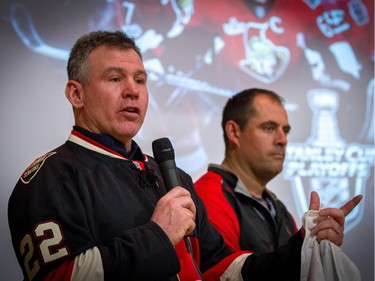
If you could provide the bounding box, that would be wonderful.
[275,128,288,146]
[122,78,139,99]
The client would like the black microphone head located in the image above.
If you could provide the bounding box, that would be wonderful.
[152,137,175,163]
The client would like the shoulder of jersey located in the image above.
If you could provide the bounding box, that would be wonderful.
[20,152,57,184]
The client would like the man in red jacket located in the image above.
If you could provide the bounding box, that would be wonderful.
[195,88,362,255]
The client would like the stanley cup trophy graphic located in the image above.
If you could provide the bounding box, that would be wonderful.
[284,89,374,233]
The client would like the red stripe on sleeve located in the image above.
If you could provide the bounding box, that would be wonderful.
[44,259,75,281]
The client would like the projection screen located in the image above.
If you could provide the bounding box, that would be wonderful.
[0,0,373,280]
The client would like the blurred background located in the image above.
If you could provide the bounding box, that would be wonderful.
[1,0,373,280]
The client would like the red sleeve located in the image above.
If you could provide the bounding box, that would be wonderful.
[194,171,244,252]
[44,259,75,281]
[202,251,250,281]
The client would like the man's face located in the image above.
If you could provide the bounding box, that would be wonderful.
[238,95,290,183]
[76,45,148,148]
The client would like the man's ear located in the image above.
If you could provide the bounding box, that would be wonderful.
[225,120,241,147]
[65,80,84,108]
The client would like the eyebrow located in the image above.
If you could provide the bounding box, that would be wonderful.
[104,67,148,78]
[137,69,148,79]
[261,120,291,132]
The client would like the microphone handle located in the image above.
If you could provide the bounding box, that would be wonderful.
[158,159,181,191]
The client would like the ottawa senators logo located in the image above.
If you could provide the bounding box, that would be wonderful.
[21,152,56,184]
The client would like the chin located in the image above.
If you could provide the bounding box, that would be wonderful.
[272,165,283,174]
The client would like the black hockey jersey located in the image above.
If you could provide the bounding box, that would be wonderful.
[8,129,240,281]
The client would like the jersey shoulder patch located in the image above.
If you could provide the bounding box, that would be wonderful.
[21,152,56,184]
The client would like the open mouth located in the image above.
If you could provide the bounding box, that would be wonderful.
[122,106,139,114]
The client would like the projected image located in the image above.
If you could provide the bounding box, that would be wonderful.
[1,0,374,280]
[7,0,374,229]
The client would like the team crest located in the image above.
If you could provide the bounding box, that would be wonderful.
[21,152,56,184]
[223,16,290,84]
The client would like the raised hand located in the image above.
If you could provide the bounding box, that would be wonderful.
[306,191,363,246]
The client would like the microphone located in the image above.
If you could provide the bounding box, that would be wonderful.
[152,137,205,281]
[152,137,181,191]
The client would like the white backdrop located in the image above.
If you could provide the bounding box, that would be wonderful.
[1,0,374,280]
